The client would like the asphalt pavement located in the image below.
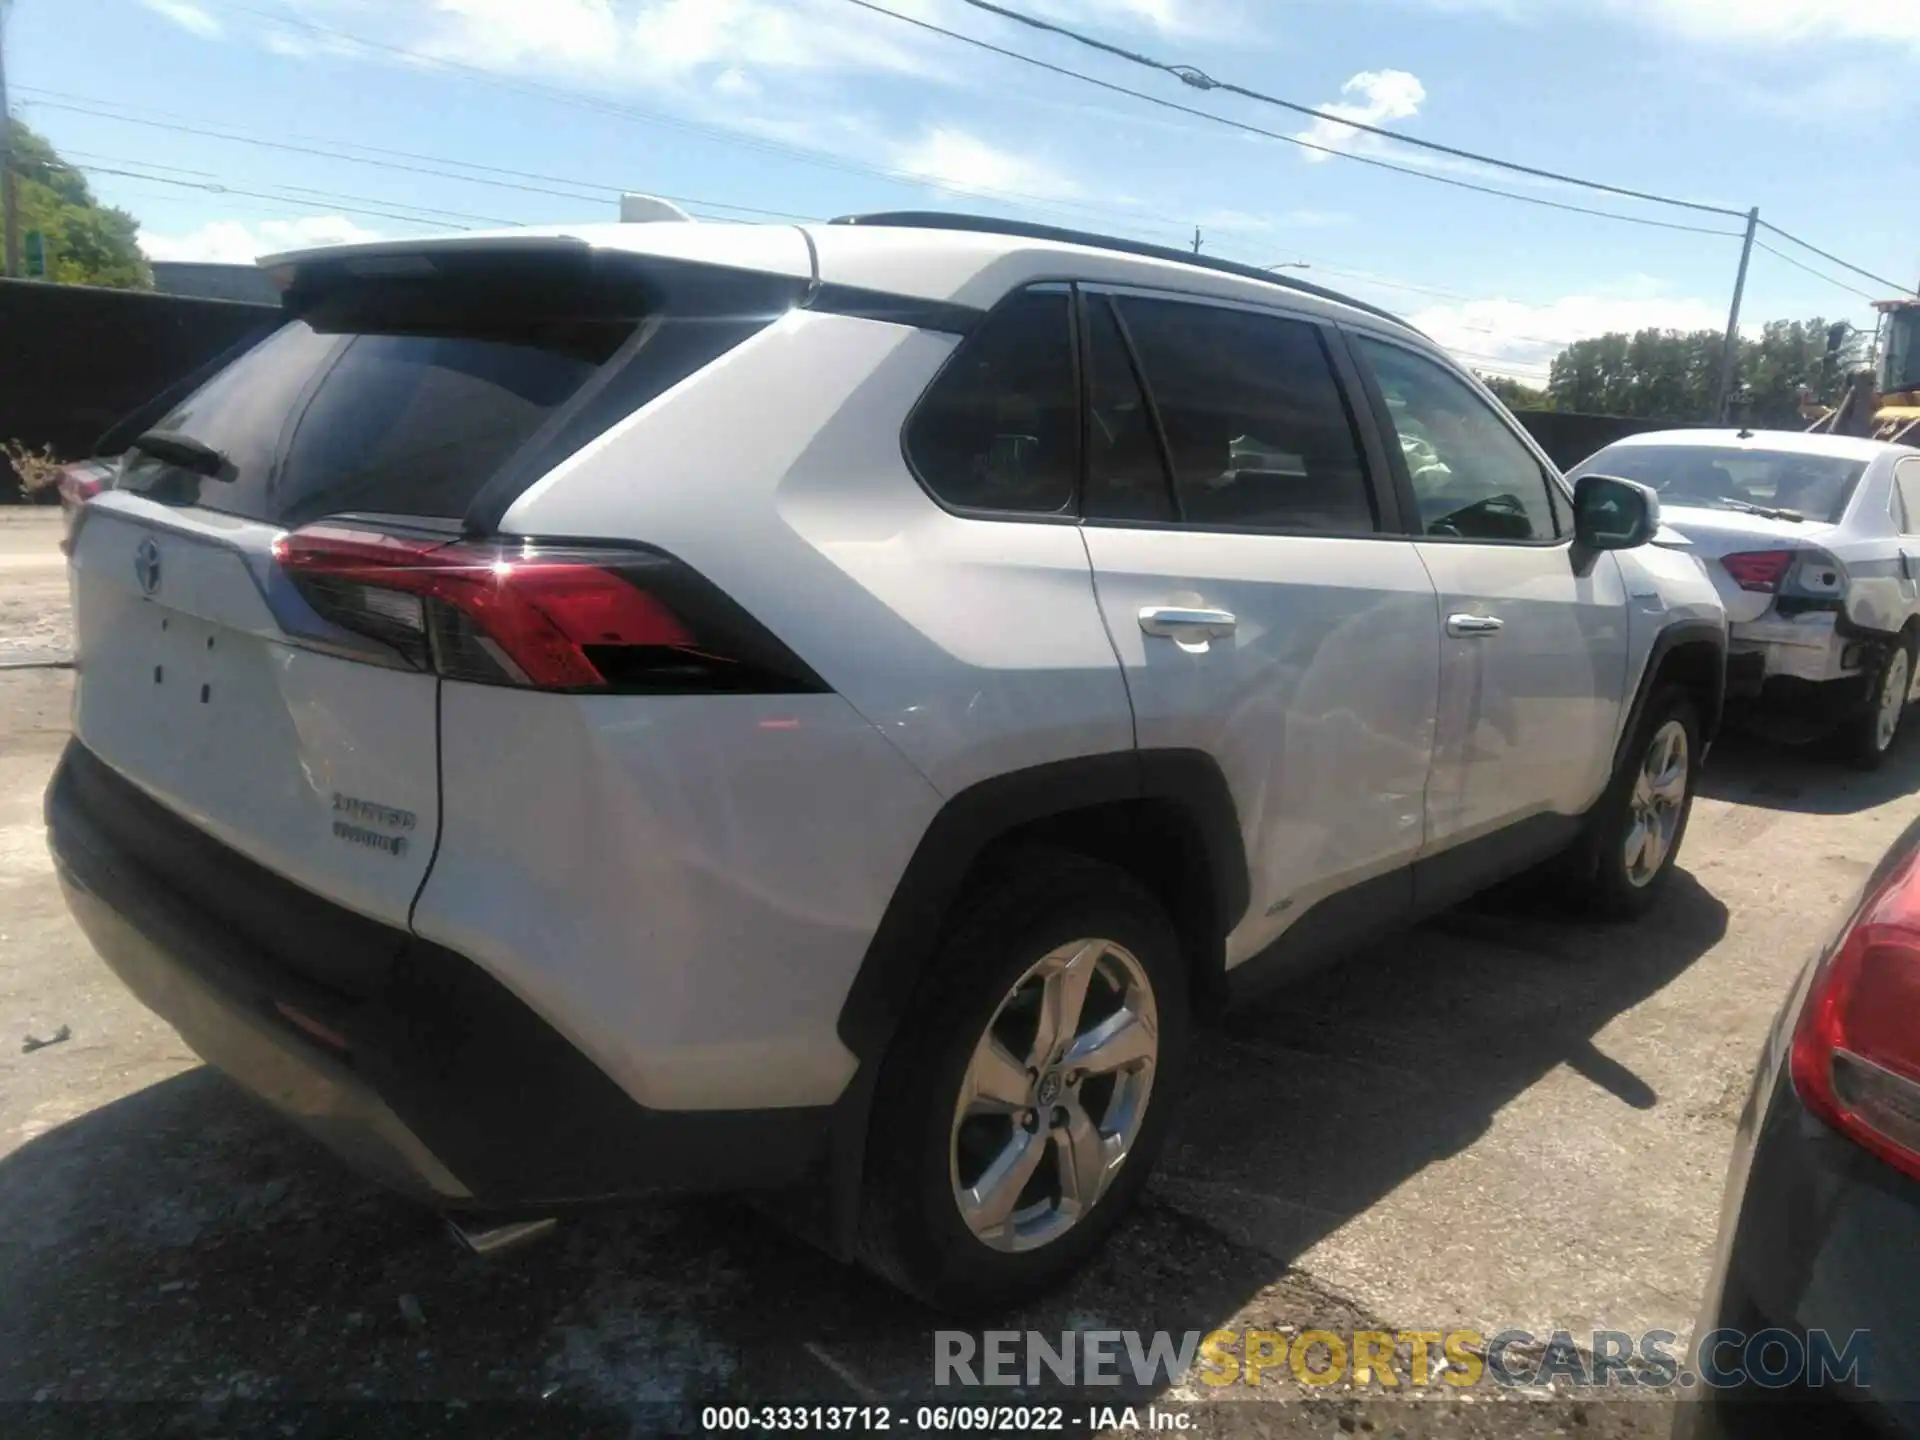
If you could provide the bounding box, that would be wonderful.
[2,506,1914,1436]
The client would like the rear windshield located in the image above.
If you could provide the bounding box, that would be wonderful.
[114,250,800,528]
[118,316,628,528]
[1572,444,1865,524]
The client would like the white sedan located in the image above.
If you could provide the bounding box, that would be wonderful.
[1573,428,1920,767]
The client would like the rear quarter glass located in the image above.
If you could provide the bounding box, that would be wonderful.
[117,251,806,529]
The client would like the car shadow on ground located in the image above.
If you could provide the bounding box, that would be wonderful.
[0,878,1725,1437]
[1698,727,1920,815]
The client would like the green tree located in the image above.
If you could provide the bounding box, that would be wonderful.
[1543,317,1863,423]
[1742,318,1864,426]
[6,119,151,289]
[1477,372,1552,410]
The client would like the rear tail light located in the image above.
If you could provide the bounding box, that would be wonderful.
[1721,548,1848,598]
[1722,550,1797,592]
[55,462,108,555]
[272,522,825,695]
[1790,848,1920,1182]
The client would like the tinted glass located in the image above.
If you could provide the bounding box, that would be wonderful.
[1117,297,1375,532]
[118,317,627,526]
[1360,337,1559,541]
[907,289,1076,514]
[1569,443,1867,526]
[1083,295,1173,523]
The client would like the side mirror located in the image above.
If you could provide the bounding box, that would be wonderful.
[1573,473,1659,551]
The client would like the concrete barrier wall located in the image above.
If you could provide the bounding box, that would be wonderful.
[1511,409,1702,471]
[0,279,276,499]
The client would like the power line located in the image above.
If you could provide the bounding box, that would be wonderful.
[940,0,1904,311]
[1752,239,1880,305]
[1451,351,1553,376]
[216,2,1203,245]
[66,150,522,227]
[1289,264,1478,303]
[65,162,477,230]
[838,0,1746,238]
[34,86,1510,309]
[63,148,512,227]
[953,0,1748,220]
[40,95,1564,339]
[1757,221,1915,299]
[22,89,822,223]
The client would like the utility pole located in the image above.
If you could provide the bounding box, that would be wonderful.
[1191,225,1201,255]
[0,0,17,280]
[1713,206,1760,424]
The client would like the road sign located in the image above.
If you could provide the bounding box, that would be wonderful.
[23,229,45,279]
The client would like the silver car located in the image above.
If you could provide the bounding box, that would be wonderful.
[1573,429,1920,767]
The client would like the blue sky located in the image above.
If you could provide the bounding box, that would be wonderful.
[10,0,1918,380]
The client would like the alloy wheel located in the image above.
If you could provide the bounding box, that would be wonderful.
[948,938,1158,1253]
[1875,648,1910,753]
[1624,719,1689,888]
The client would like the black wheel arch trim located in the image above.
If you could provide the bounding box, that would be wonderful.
[816,747,1244,1259]
[833,747,1247,1066]
[1614,619,1728,775]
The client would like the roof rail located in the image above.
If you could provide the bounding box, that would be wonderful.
[828,210,1421,335]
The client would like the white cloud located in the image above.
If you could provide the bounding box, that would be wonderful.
[893,126,1084,201]
[1415,0,1920,51]
[1296,70,1427,163]
[1605,0,1920,49]
[140,0,221,37]
[141,216,387,265]
[408,0,937,85]
[1410,293,1727,378]
[1030,0,1193,30]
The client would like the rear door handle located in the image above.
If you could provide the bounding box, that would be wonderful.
[1446,613,1505,637]
[1139,606,1237,639]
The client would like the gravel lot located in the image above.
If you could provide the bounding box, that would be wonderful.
[3,506,1914,1436]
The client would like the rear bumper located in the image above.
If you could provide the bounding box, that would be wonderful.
[46,740,832,1211]
[1725,633,1877,738]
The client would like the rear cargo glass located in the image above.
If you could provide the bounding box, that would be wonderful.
[116,251,798,527]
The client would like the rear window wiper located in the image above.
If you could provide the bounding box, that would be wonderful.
[129,429,229,480]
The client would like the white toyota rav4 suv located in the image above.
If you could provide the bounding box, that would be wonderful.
[48,213,1726,1312]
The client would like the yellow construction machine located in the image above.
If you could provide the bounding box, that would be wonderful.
[1803,298,1920,444]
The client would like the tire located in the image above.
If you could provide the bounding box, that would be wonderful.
[1580,687,1701,920]
[857,849,1189,1313]
[1842,632,1914,771]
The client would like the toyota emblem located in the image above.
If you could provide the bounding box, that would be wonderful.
[134,537,162,597]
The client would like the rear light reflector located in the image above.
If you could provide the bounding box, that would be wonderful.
[1790,848,1920,1182]
[1722,550,1797,593]
[272,523,824,695]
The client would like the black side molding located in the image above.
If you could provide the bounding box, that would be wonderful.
[805,282,982,336]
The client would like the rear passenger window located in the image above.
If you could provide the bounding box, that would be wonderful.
[1114,297,1376,533]
[1083,295,1173,523]
[906,289,1077,514]
[1897,460,1920,536]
